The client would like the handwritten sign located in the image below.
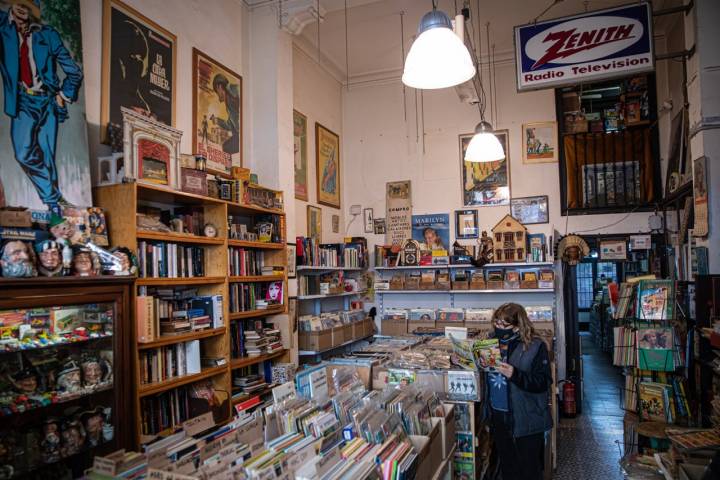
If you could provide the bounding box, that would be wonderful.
[182,412,215,436]
[147,468,197,480]
[272,382,296,404]
[385,180,412,248]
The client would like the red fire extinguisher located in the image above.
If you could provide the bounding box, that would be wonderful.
[559,379,577,418]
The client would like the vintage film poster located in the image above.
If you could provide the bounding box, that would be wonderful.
[293,110,308,200]
[101,0,176,139]
[460,130,510,207]
[412,214,450,251]
[315,123,340,208]
[523,122,558,164]
[510,195,549,225]
[192,48,242,173]
[0,0,92,211]
[693,156,708,237]
[385,180,412,247]
[307,205,322,242]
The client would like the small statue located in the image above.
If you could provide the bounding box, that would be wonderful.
[56,360,82,393]
[48,214,74,275]
[109,247,138,276]
[41,418,61,463]
[60,419,85,457]
[476,231,494,267]
[81,358,103,387]
[35,239,63,277]
[72,246,99,277]
[11,368,38,395]
[0,240,37,278]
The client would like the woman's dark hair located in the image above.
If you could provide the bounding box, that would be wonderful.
[493,302,537,348]
[212,73,229,92]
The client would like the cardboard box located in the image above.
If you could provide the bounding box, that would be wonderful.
[180,168,208,196]
[342,324,353,343]
[331,326,346,347]
[409,418,443,480]
[0,208,31,228]
[451,279,469,290]
[381,318,407,336]
[434,404,456,459]
[407,320,435,333]
[299,329,332,352]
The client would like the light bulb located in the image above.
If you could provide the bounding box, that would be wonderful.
[464,122,505,162]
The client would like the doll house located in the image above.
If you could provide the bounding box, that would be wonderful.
[491,214,527,263]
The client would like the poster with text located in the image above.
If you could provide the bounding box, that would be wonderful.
[315,123,340,208]
[412,214,450,251]
[385,180,412,248]
[102,0,175,140]
[294,110,308,200]
[193,48,242,173]
[0,0,91,210]
[460,130,510,207]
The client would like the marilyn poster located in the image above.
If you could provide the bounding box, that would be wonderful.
[412,214,450,251]
[460,130,510,207]
[0,0,91,211]
[102,0,175,139]
[385,180,412,248]
[294,110,308,200]
[193,48,242,173]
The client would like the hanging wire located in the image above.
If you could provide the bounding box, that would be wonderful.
[531,0,564,24]
[316,0,321,64]
[400,11,407,122]
[344,0,349,90]
[421,90,426,154]
[485,22,493,125]
[492,43,498,126]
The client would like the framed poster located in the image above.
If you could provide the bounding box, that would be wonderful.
[600,240,627,261]
[460,130,510,207]
[315,123,340,208]
[192,48,242,174]
[294,110,308,201]
[385,180,412,247]
[693,156,708,237]
[373,218,386,235]
[412,214,450,251]
[286,243,297,279]
[307,205,322,242]
[523,122,557,164]
[101,0,176,141]
[510,196,549,225]
[331,214,339,233]
[363,208,374,233]
[455,210,479,239]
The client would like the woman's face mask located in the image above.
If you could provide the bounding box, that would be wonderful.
[494,326,516,340]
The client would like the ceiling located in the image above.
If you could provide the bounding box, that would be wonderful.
[294,0,687,81]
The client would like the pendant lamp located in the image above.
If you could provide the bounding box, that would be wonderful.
[464,120,505,162]
[402,3,475,90]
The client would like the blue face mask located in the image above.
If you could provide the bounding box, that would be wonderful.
[494,327,515,341]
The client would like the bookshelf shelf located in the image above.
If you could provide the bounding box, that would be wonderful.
[298,335,373,356]
[296,265,364,273]
[231,385,273,405]
[137,328,226,350]
[137,182,226,206]
[297,290,367,300]
[136,230,226,245]
[138,365,228,398]
[373,262,554,271]
[229,307,285,320]
[229,275,285,283]
[230,349,287,370]
[376,288,555,294]
[226,201,285,216]
[136,276,227,286]
[227,239,284,249]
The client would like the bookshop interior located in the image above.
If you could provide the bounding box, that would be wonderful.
[1,0,720,479]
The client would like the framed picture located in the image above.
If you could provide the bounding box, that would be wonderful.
[600,239,627,261]
[192,48,242,174]
[101,0,176,142]
[307,205,322,242]
[510,196,549,225]
[316,123,341,208]
[373,218,386,235]
[523,122,558,164]
[286,243,297,279]
[294,110,309,201]
[459,130,510,207]
[412,214,450,251]
[332,214,340,233]
[455,210,479,239]
[363,208,374,233]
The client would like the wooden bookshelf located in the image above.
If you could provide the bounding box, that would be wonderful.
[94,181,289,447]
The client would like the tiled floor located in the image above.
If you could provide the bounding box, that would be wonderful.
[554,333,625,480]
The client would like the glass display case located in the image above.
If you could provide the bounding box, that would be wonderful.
[0,277,133,479]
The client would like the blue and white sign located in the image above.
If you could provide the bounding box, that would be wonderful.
[514,3,654,91]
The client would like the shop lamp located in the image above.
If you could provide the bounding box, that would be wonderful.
[402,3,475,90]
[464,121,505,162]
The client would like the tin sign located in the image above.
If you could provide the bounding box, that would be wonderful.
[514,3,654,91]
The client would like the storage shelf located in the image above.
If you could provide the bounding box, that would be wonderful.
[137,230,225,245]
[374,262,553,271]
[0,332,113,355]
[376,289,555,294]
[226,201,285,216]
[228,239,285,249]
[137,328,226,350]
[229,307,285,320]
[230,349,287,370]
[298,335,373,356]
[297,266,364,273]
[138,365,227,397]
[297,290,367,300]
[229,275,284,283]
[0,383,114,419]
[136,276,226,286]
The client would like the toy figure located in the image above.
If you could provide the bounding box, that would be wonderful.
[109,247,138,276]
[49,214,74,275]
[71,246,99,277]
[476,231,494,267]
[56,360,82,393]
[35,239,63,277]
[81,358,102,387]
[41,418,61,463]
[80,407,105,447]
[0,240,37,277]
[60,420,85,457]
[11,368,38,395]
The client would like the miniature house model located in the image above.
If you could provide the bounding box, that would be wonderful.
[491,214,527,263]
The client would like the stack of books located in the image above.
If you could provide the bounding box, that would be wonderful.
[243,329,268,356]
[233,374,268,395]
[136,290,223,342]
[137,241,205,278]
[139,339,201,384]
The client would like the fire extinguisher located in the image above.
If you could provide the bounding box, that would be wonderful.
[559,379,577,418]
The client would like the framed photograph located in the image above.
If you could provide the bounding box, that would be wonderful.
[373,218,386,235]
[510,196,549,225]
[459,130,510,207]
[523,122,558,164]
[600,239,627,261]
[101,0,176,142]
[192,48,242,174]
[286,243,297,279]
[455,210,479,239]
[332,214,340,233]
[315,123,341,208]
[294,110,309,201]
[363,208,374,233]
[307,205,322,242]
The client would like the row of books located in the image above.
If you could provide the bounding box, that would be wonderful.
[613,326,684,371]
[383,306,553,323]
[611,278,676,321]
[228,247,264,276]
[139,380,216,436]
[229,283,279,313]
[298,270,362,296]
[137,241,206,278]
[136,291,224,342]
[296,236,368,268]
[229,319,283,358]
[139,339,201,384]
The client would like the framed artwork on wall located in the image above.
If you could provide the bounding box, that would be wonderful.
[600,239,627,260]
[192,48,242,174]
[332,214,340,233]
[455,210,479,239]
[316,123,341,208]
[307,205,322,242]
[101,0,176,142]
[459,130,510,207]
[294,110,309,201]
[286,243,297,278]
[363,208,374,233]
[523,122,558,164]
[510,196,549,225]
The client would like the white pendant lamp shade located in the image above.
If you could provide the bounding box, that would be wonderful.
[464,121,505,162]
[402,10,476,90]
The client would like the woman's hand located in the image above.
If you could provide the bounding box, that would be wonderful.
[495,362,514,378]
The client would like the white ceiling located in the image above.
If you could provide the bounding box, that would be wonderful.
[295,0,687,81]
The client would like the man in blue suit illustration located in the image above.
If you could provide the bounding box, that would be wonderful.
[0,0,83,215]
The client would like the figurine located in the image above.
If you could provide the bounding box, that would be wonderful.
[35,240,63,277]
[80,358,103,387]
[41,418,61,463]
[11,368,38,395]
[109,247,138,276]
[476,231,494,267]
[0,240,37,278]
[80,407,105,447]
[71,246,99,277]
[60,419,85,457]
[48,214,74,275]
[56,360,82,393]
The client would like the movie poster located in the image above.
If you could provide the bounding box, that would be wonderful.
[412,214,450,252]
[102,0,175,138]
[0,0,91,211]
[315,123,340,208]
[193,48,242,173]
[294,110,308,200]
[460,130,510,207]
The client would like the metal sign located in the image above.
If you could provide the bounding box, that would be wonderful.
[514,3,654,91]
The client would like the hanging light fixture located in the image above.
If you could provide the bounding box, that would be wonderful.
[402,1,475,90]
